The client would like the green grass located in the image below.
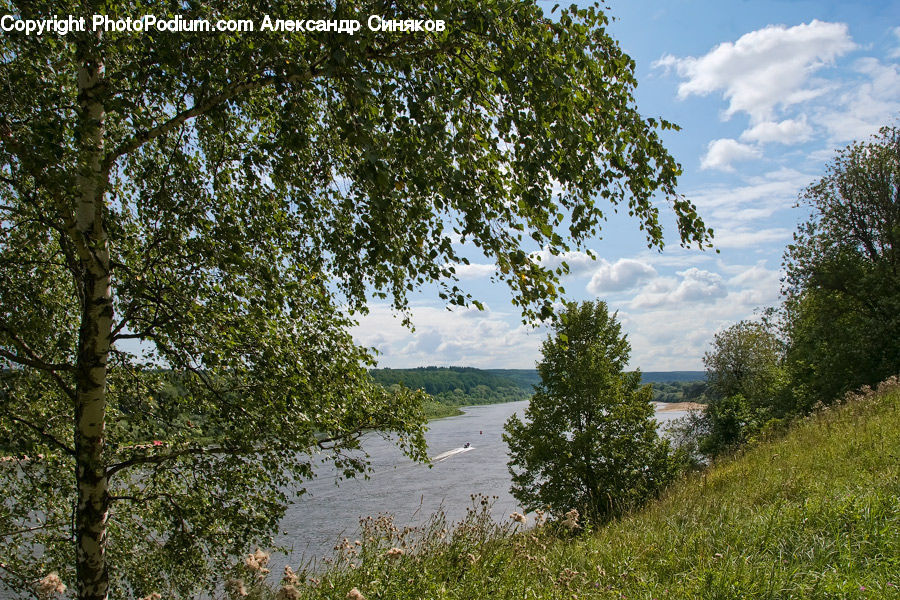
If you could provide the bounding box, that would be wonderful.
[244,379,899,600]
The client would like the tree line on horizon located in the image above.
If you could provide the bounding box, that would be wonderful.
[369,366,706,406]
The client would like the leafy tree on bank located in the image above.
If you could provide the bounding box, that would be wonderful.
[503,301,675,523]
[699,320,784,454]
[781,126,900,412]
[0,1,711,598]
[687,126,899,459]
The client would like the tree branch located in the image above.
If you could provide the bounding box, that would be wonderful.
[0,412,74,456]
[106,444,250,479]
[316,429,365,451]
[1,521,67,538]
[102,34,457,169]
[103,67,316,169]
[0,322,76,399]
[0,348,73,373]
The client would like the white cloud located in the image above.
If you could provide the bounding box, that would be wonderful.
[726,263,783,305]
[890,27,900,59]
[447,262,496,279]
[353,304,544,368]
[687,168,813,228]
[530,248,597,276]
[712,226,794,249]
[656,20,856,123]
[623,298,757,370]
[816,57,900,142]
[586,259,657,294]
[619,262,783,370]
[630,268,727,308]
[633,249,716,268]
[700,138,762,171]
[352,257,785,371]
[740,117,813,145]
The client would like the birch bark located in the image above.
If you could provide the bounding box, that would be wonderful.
[73,36,111,600]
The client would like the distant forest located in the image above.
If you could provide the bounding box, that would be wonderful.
[370,366,707,406]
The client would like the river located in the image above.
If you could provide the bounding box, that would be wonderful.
[273,400,691,569]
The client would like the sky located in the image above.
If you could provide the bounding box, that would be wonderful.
[352,0,900,371]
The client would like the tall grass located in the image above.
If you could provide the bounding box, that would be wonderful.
[233,379,899,600]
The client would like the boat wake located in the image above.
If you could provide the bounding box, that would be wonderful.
[431,446,475,462]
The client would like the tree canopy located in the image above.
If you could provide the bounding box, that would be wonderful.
[0,1,710,597]
[700,320,784,453]
[503,301,674,522]
[684,125,900,459]
[782,125,900,410]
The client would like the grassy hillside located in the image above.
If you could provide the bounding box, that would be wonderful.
[252,379,899,599]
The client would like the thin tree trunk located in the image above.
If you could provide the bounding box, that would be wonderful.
[73,33,111,600]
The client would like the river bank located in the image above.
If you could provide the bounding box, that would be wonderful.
[255,381,899,600]
[272,400,692,569]
[655,401,705,411]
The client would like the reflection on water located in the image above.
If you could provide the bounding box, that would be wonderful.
[274,400,690,567]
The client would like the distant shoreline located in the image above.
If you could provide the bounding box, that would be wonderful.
[655,401,705,411]
[428,399,706,422]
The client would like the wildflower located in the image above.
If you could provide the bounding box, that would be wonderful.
[859,586,866,591]
[36,573,66,598]
[276,585,302,600]
[713,553,723,559]
[467,553,478,564]
[347,587,366,600]
[282,566,300,586]
[556,568,579,587]
[385,547,404,559]
[225,579,248,598]
[561,508,580,530]
[510,512,527,524]
[245,548,270,574]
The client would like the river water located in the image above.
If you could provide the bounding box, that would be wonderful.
[273,400,690,568]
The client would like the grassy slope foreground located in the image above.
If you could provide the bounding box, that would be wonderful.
[258,379,899,600]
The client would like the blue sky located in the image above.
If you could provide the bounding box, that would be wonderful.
[353,0,900,371]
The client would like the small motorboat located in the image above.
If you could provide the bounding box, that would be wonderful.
[431,445,476,462]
